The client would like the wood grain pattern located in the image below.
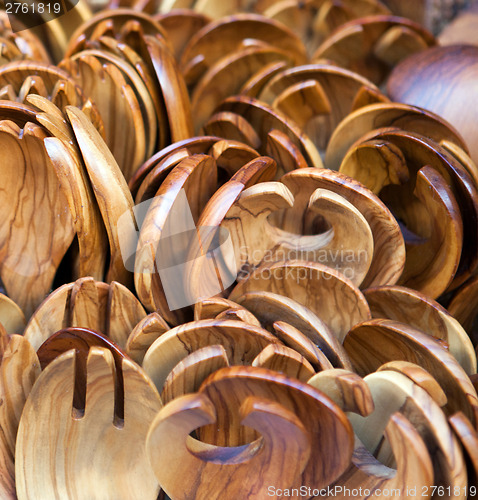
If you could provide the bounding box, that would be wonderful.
[44,137,108,282]
[66,106,135,286]
[308,368,374,416]
[16,347,162,500]
[347,370,466,497]
[196,366,354,490]
[125,312,170,364]
[252,343,315,381]
[60,54,147,181]
[261,63,388,153]
[388,45,478,166]
[354,129,478,293]
[134,154,217,324]
[235,291,350,368]
[0,335,40,499]
[194,297,261,326]
[449,412,478,495]
[364,285,477,375]
[142,319,280,392]
[448,276,478,348]
[377,360,447,407]
[214,96,323,168]
[161,344,229,404]
[221,181,374,286]
[179,13,307,86]
[147,393,311,500]
[192,45,292,132]
[280,168,405,288]
[344,318,478,424]
[24,278,146,351]
[0,120,75,317]
[230,260,371,342]
[0,293,25,334]
[272,321,334,371]
[313,15,435,85]
[325,102,467,171]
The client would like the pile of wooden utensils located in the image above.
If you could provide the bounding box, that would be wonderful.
[1,0,478,498]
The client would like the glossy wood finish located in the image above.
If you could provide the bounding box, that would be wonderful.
[348,370,465,497]
[147,393,311,500]
[314,15,435,85]
[365,285,476,375]
[344,319,478,424]
[142,319,279,392]
[24,277,146,351]
[16,347,162,500]
[235,291,350,368]
[325,102,467,171]
[230,260,371,342]
[280,168,405,288]
[0,294,25,334]
[388,45,478,166]
[0,335,40,499]
[0,120,75,317]
[196,367,354,488]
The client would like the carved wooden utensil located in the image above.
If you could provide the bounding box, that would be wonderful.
[344,318,478,424]
[16,346,162,500]
[364,285,477,375]
[0,120,75,317]
[147,393,311,500]
[24,277,146,351]
[0,293,25,334]
[0,335,40,499]
[229,260,371,343]
[388,45,478,166]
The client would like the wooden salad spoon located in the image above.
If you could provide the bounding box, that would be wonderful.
[342,128,478,294]
[364,285,476,375]
[179,13,307,87]
[313,15,435,85]
[448,276,478,347]
[0,120,75,317]
[345,370,463,497]
[66,106,136,287]
[234,291,350,368]
[325,102,467,171]
[219,180,374,286]
[0,335,40,499]
[191,44,293,131]
[260,64,388,152]
[147,393,311,500]
[16,346,162,500]
[24,277,146,351]
[280,168,405,289]
[344,318,478,424]
[230,260,371,342]
[195,366,354,488]
[210,95,323,169]
[142,318,280,392]
[134,154,218,323]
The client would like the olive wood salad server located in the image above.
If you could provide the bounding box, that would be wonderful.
[16,345,162,500]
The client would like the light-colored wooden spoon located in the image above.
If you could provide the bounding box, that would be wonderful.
[142,318,280,392]
[0,293,25,334]
[147,393,311,500]
[344,318,478,424]
[16,347,162,500]
[229,260,371,343]
[0,335,40,499]
[364,285,477,374]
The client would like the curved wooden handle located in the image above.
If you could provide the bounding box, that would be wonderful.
[146,393,311,500]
